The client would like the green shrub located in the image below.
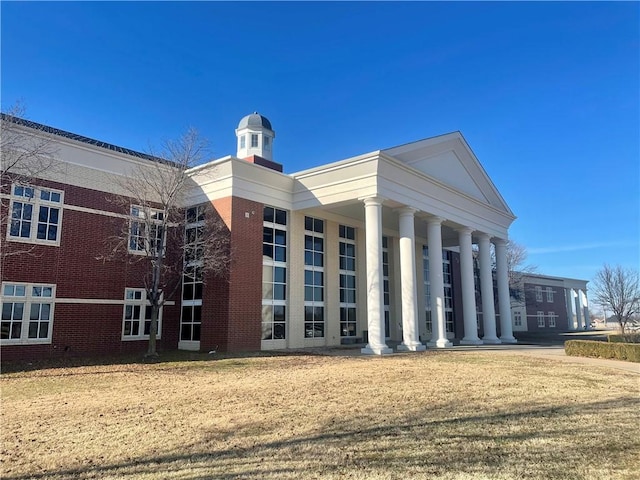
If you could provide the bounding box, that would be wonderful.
[565,340,640,363]
[608,333,640,344]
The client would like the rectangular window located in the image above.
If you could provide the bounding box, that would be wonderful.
[546,287,554,303]
[537,311,545,328]
[548,311,557,328]
[304,216,324,338]
[1,282,55,344]
[262,207,288,340]
[443,250,454,333]
[339,225,357,337]
[123,288,162,340]
[181,206,206,343]
[240,135,246,149]
[251,134,259,148]
[423,246,431,333]
[513,311,522,327]
[8,184,63,244]
[263,136,271,151]
[129,206,165,255]
[535,286,543,302]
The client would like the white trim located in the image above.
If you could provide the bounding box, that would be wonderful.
[54,298,176,306]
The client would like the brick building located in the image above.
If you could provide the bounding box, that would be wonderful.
[1,113,588,361]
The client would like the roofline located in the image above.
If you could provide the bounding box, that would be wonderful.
[0,113,171,165]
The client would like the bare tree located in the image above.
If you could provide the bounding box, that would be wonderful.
[100,129,230,357]
[1,103,60,278]
[591,264,640,335]
[502,239,537,304]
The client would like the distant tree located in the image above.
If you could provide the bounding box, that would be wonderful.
[99,129,230,357]
[591,265,640,336]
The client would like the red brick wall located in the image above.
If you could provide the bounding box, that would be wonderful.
[1,180,181,361]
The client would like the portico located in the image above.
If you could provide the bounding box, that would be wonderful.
[292,131,517,354]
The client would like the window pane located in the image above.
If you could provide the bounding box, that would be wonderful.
[304,216,313,231]
[13,303,23,320]
[263,244,274,259]
[314,219,324,233]
[263,227,274,244]
[274,209,286,225]
[192,324,201,341]
[15,286,26,296]
[39,322,49,338]
[28,322,39,338]
[274,246,286,262]
[263,207,274,223]
[30,304,40,320]
[193,306,202,322]
[1,304,12,321]
[48,225,58,241]
[273,284,286,300]
[274,229,286,245]
[51,192,61,203]
[274,267,286,283]
[11,323,21,339]
[41,304,50,321]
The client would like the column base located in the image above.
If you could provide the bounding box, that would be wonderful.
[499,336,517,344]
[361,344,393,355]
[460,338,483,346]
[397,342,427,352]
[482,337,502,344]
[427,339,453,348]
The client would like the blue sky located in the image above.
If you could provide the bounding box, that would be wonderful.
[2,1,638,284]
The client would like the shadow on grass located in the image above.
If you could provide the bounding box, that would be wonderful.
[0,348,302,375]
[4,396,638,480]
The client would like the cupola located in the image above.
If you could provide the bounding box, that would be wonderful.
[235,112,275,162]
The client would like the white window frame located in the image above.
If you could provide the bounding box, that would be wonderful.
[513,310,522,327]
[546,287,554,303]
[304,216,324,339]
[122,288,162,341]
[535,286,543,302]
[128,205,165,256]
[7,184,64,246]
[1,282,56,344]
[262,207,288,342]
[537,311,545,328]
[339,225,357,337]
[251,134,259,148]
[239,135,246,150]
[548,311,557,328]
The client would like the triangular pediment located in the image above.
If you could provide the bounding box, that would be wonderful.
[382,132,513,215]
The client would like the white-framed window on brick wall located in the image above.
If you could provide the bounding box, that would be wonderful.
[262,206,288,341]
[546,287,554,303]
[128,206,165,255]
[7,184,64,245]
[180,205,205,347]
[1,282,56,344]
[122,288,162,340]
[304,216,324,338]
[548,311,557,328]
[535,286,543,302]
[339,225,356,337]
[537,311,545,328]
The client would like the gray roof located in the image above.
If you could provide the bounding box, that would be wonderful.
[0,113,168,164]
[238,112,273,131]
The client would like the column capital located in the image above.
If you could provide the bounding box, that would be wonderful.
[426,215,445,226]
[396,206,417,217]
[493,237,508,247]
[359,195,386,206]
[456,226,474,236]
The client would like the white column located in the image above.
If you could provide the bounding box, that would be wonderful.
[575,293,584,330]
[397,208,425,352]
[458,227,482,345]
[360,197,392,355]
[494,238,517,343]
[478,233,500,344]
[565,288,575,330]
[426,217,452,348]
[582,290,590,330]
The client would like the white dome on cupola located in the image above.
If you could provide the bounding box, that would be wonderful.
[235,112,275,161]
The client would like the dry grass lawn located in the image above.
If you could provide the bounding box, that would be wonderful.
[1,350,638,480]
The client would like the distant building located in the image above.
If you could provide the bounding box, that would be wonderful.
[1,113,587,361]
[509,273,589,332]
